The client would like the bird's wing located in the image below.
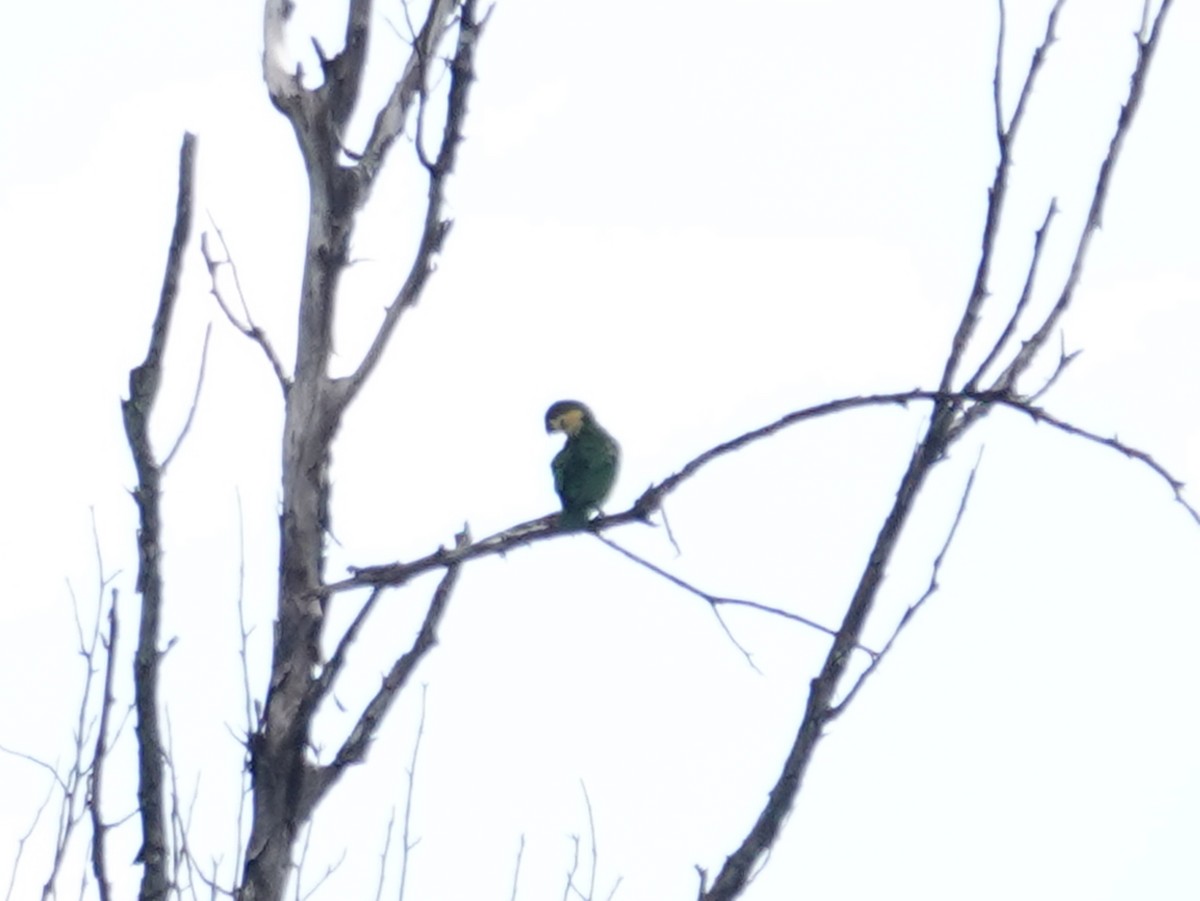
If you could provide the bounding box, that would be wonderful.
[559,428,619,508]
[551,446,569,496]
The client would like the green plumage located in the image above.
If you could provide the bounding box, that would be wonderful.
[545,400,620,530]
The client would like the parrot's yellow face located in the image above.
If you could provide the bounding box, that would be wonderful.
[546,405,586,436]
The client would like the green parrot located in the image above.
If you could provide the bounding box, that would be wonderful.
[545,400,620,530]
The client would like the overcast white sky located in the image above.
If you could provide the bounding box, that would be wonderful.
[2,1,1198,899]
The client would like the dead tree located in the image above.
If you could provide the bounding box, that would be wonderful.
[236,2,486,899]
[6,1,1188,900]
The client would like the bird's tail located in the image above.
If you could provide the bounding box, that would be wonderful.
[558,508,591,531]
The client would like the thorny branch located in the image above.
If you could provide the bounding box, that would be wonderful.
[698,4,1178,899]
[336,388,1197,598]
[939,0,1064,395]
[993,0,1171,391]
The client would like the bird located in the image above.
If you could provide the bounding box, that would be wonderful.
[544,400,620,530]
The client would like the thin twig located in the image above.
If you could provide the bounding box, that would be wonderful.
[561,835,580,901]
[4,780,56,901]
[297,848,347,901]
[293,822,312,901]
[830,450,983,719]
[0,746,64,788]
[397,685,429,901]
[580,782,597,901]
[373,809,394,901]
[199,221,290,393]
[595,534,848,648]
[308,585,385,710]
[938,0,1063,393]
[233,490,255,883]
[87,591,119,901]
[991,0,1007,139]
[993,0,1175,392]
[338,0,490,409]
[592,535,762,671]
[964,199,1058,392]
[508,835,525,901]
[161,324,212,472]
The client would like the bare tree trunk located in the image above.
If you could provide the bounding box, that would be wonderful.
[236,2,484,897]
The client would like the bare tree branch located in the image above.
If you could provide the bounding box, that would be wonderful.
[87,592,120,901]
[992,0,1175,393]
[0,744,65,791]
[580,782,597,901]
[356,0,458,182]
[396,685,429,901]
[698,7,1178,897]
[233,491,256,886]
[245,1,490,894]
[307,586,386,713]
[200,224,290,393]
[161,323,213,472]
[20,523,121,901]
[964,199,1058,393]
[508,835,525,901]
[121,129,196,901]
[938,0,1064,394]
[594,534,848,648]
[338,0,490,409]
[561,835,580,901]
[4,779,56,901]
[308,536,466,808]
[337,389,1198,597]
[830,451,983,719]
[372,809,394,901]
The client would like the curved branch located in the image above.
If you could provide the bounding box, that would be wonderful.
[200,222,290,393]
[332,388,1198,598]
